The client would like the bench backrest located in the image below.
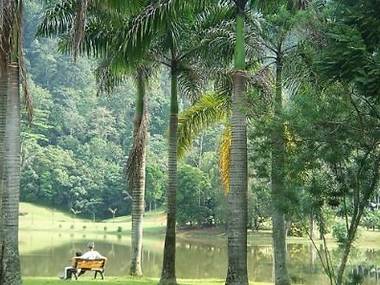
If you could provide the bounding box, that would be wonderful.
[74,258,106,270]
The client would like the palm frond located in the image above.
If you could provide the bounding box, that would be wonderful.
[125,97,148,188]
[213,68,234,97]
[125,69,149,189]
[95,58,130,95]
[197,19,236,68]
[177,92,230,158]
[116,0,180,64]
[219,125,231,193]
[116,0,213,65]
[96,56,157,96]
[37,0,75,37]
[248,65,273,97]
[92,0,145,14]
[191,8,263,70]
[177,63,206,102]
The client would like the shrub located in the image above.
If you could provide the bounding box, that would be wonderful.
[117,226,122,233]
[361,210,380,230]
[70,224,74,230]
[104,226,107,231]
[332,222,348,244]
[288,222,307,237]
[82,225,87,230]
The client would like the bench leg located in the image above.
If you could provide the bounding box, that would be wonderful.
[100,270,104,280]
[73,271,78,280]
[94,271,98,279]
[78,270,85,278]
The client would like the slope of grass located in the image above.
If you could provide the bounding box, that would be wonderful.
[19,202,166,234]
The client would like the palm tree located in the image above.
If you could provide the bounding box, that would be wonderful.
[125,67,150,276]
[225,1,249,283]
[96,59,153,276]
[0,1,30,284]
[177,4,305,284]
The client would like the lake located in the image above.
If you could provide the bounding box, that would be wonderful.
[20,231,380,284]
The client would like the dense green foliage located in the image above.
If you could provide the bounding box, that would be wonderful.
[20,2,170,219]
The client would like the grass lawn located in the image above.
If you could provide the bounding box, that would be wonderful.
[23,277,272,285]
[19,202,166,235]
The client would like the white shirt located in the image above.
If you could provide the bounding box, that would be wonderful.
[81,250,103,260]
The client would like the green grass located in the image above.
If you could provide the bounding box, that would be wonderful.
[19,202,166,234]
[23,277,272,285]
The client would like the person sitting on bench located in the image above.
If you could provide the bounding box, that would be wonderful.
[60,251,82,280]
[81,242,105,260]
[76,242,107,278]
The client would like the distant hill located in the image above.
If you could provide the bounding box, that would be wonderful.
[19,202,166,232]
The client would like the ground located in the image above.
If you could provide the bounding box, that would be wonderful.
[24,277,273,285]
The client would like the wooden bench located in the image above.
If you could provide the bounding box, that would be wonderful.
[72,258,107,280]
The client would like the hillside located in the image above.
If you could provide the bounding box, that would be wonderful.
[19,202,166,232]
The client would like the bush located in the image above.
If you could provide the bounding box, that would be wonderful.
[117,226,122,233]
[332,222,348,244]
[104,226,107,231]
[361,210,380,230]
[82,225,87,230]
[70,224,74,230]
[331,222,362,244]
[288,222,306,237]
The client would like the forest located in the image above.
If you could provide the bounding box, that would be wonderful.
[0,0,379,285]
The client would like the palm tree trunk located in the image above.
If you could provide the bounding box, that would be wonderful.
[160,66,178,285]
[1,63,22,285]
[130,71,148,276]
[271,57,290,285]
[0,67,7,281]
[225,12,248,285]
[0,2,12,275]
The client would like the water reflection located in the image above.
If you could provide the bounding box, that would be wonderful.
[20,233,379,284]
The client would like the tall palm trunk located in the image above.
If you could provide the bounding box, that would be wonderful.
[271,57,290,285]
[0,2,13,272]
[129,71,148,276]
[225,12,248,285]
[160,64,178,285]
[0,68,7,282]
[1,63,22,285]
